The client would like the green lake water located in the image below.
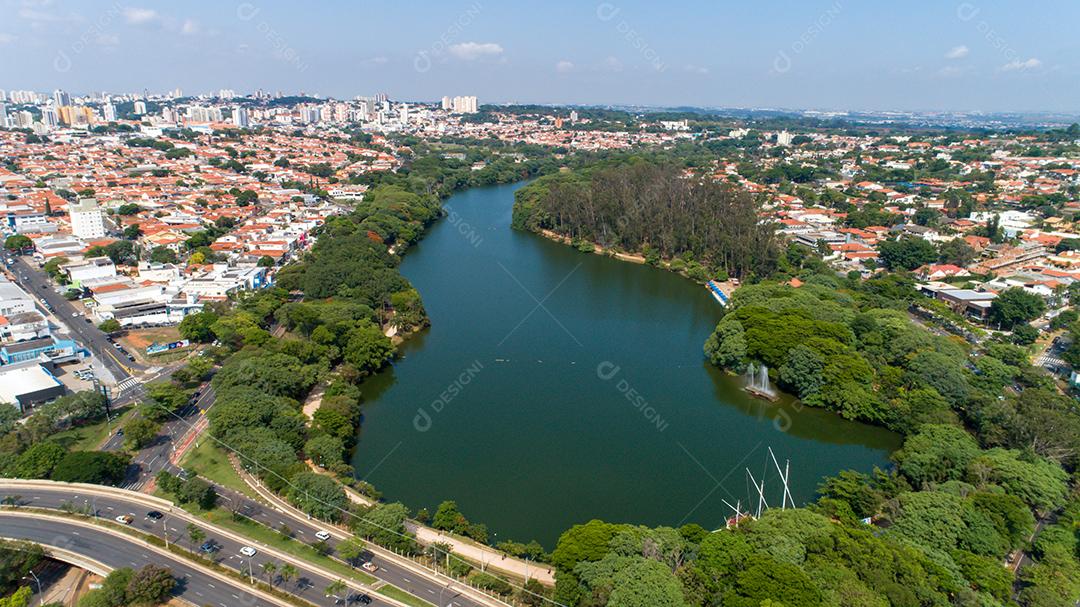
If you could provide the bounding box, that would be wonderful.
[351,181,901,548]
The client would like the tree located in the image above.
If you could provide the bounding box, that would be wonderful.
[186,523,205,549]
[989,287,1046,329]
[124,564,175,606]
[304,435,344,469]
[122,225,142,240]
[178,311,219,343]
[278,563,297,587]
[354,502,415,552]
[336,538,365,565]
[937,238,976,266]
[3,235,31,251]
[607,558,690,607]
[49,451,129,485]
[893,424,979,487]
[148,246,177,264]
[122,417,160,450]
[260,561,277,586]
[324,579,347,600]
[878,237,938,271]
[97,319,121,333]
[286,472,348,521]
[10,441,67,478]
[257,255,276,267]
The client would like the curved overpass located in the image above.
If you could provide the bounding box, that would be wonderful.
[0,480,470,607]
[1,512,288,607]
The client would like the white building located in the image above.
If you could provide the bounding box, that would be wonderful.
[67,198,106,240]
[232,106,250,128]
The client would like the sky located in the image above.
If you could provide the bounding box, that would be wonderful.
[2,0,1078,113]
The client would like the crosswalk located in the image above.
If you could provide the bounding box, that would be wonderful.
[116,377,142,393]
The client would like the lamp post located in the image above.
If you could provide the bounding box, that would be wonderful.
[22,571,42,606]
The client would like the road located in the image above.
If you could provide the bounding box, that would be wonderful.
[11,256,146,382]
[0,513,285,607]
[0,485,478,607]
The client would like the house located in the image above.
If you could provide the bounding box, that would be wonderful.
[916,264,971,281]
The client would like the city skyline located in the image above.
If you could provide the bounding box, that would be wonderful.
[1,0,1078,113]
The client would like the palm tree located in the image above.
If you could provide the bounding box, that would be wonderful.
[279,563,298,588]
[325,579,347,600]
[187,523,205,550]
[260,561,277,586]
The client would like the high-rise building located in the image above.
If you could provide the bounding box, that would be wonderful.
[41,106,59,128]
[448,95,479,114]
[68,199,106,240]
[52,89,71,108]
[399,104,409,125]
[0,90,6,102]
[102,103,116,122]
[0,103,7,128]
[232,106,250,128]
[14,111,33,128]
[58,105,94,126]
[133,101,147,115]
[441,96,452,110]
[776,130,794,146]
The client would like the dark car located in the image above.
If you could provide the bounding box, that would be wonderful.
[200,540,218,554]
[357,595,372,605]
[146,510,164,520]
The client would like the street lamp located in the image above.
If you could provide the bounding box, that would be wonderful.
[22,571,42,606]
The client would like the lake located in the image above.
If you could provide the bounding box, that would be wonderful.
[351,181,901,548]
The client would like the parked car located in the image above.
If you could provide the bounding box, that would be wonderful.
[315,530,332,541]
[361,561,378,572]
[115,514,134,524]
[145,510,164,520]
[239,546,257,557]
[200,540,218,554]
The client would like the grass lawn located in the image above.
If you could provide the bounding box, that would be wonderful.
[179,439,259,499]
[205,511,379,586]
[50,406,134,451]
[377,585,435,607]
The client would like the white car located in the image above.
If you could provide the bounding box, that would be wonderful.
[314,530,331,541]
[362,561,378,572]
[239,546,257,557]
[115,514,134,524]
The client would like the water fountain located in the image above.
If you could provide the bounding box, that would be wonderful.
[744,361,779,401]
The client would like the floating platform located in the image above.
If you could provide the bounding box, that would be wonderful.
[745,385,780,402]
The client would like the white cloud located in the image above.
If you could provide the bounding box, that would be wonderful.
[359,56,388,67]
[1001,57,1042,71]
[123,7,159,25]
[600,56,623,72]
[180,19,200,35]
[944,45,969,60]
[447,42,503,60]
[683,64,709,75]
[555,60,574,73]
[0,33,15,44]
[94,33,119,46]
[936,66,963,78]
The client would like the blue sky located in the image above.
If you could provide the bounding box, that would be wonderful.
[2,0,1077,112]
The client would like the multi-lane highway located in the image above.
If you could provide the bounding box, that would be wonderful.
[0,513,286,607]
[0,484,480,607]
[0,488,403,607]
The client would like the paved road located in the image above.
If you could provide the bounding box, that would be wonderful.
[0,513,282,607]
[0,486,475,607]
[11,256,146,381]
[0,490,404,607]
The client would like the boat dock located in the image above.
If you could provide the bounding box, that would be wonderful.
[706,280,733,306]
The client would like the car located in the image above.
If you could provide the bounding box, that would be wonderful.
[145,510,163,520]
[239,546,257,557]
[357,595,372,605]
[315,530,332,541]
[115,429,123,436]
[113,343,122,349]
[71,312,79,317]
[361,561,378,572]
[115,514,134,524]
[84,317,91,323]
[127,355,135,362]
[200,540,218,554]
